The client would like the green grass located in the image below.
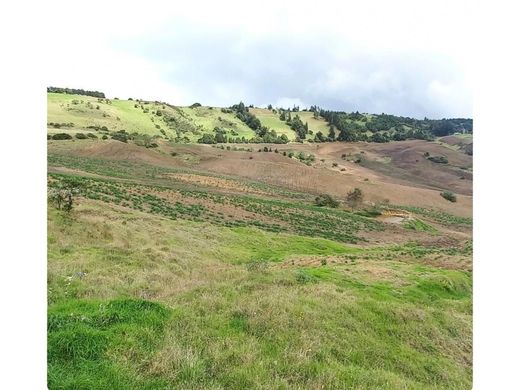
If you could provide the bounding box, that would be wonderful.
[296,111,334,139]
[403,218,438,233]
[48,201,472,388]
[250,108,296,139]
[47,93,171,137]
[48,93,264,142]
[390,205,472,227]
[48,298,171,389]
[178,106,256,140]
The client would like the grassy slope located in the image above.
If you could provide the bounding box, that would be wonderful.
[47,93,170,137]
[48,200,471,389]
[296,111,334,139]
[250,108,296,140]
[177,106,256,141]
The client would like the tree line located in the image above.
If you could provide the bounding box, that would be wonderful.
[47,86,106,98]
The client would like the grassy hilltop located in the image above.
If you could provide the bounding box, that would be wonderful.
[47,90,473,389]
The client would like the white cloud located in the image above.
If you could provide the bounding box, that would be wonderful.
[273,97,308,110]
[43,0,472,117]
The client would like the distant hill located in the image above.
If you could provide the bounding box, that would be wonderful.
[47,89,472,145]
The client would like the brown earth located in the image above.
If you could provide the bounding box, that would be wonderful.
[48,139,472,217]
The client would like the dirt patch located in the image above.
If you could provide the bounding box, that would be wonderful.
[158,173,273,197]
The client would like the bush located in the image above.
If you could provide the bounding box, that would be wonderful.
[332,162,338,167]
[101,135,108,140]
[428,155,448,164]
[75,133,88,139]
[47,134,51,140]
[440,191,457,202]
[87,133,98,139]
[295,269,316,284]
[346,188,364,210]
[314,194,339,208]
[111,131,129,143]
[51,133,72,140]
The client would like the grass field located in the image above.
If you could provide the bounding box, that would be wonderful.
[48,199,471,389]
[178,106,256,140]
[47,97,473,388]
[295,111,336,139]
[249,108,296,139]
[47,93,170,137]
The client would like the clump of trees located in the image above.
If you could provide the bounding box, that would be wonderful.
[314,194,339,208]
[315,109,472,143]
[47,86,105,98]
[346,188,364,210]
[48,177,84,212]
[440,191,457,202]
[111,130,130,143]
[227,102,289,144]
[231,102,262,131]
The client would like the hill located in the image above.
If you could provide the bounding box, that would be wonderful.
[47,90,473,145]
[47,89,473,388]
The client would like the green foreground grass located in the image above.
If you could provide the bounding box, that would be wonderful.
[48,199,472,389]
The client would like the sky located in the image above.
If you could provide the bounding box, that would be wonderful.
[45,0,473,119]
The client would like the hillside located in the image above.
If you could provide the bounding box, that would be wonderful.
[47,91,473,145]
[47,89,473,389]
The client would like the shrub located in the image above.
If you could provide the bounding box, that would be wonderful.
[171,152,178,157]
[101,135,108,140]
[315,194,339,208]
[295,269,316,284]
[111,131,129,143]
[100,126,108,131]
[332,162,338,167]
[47,134,51,140]
[87,133,98,139]
[346,188,364,210]
[428,155,448,164]
[190,102,202,108]
[75,133,88,139]
[440,191,457,202]
[51,133,72,140]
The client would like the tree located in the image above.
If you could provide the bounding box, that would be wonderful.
[48,177,84,212]
[197,133,216,144]
[346,188,363,210]
[314,194,339,208]
[328,126,336,141]
[440,191,457,202]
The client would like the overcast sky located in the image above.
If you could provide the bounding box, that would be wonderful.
[46,0,473,119]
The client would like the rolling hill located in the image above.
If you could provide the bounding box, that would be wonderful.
[47,89,473,389]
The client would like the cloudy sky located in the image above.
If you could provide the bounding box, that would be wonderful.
[46,0,472,119]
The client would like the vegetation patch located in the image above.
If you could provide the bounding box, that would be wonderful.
[403,218,438,233]
[440,191,457,202]
[48,298,171,389]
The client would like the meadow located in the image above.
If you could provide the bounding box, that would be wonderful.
[47,94,473,389]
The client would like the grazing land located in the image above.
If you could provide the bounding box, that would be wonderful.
[48,92,472,389]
